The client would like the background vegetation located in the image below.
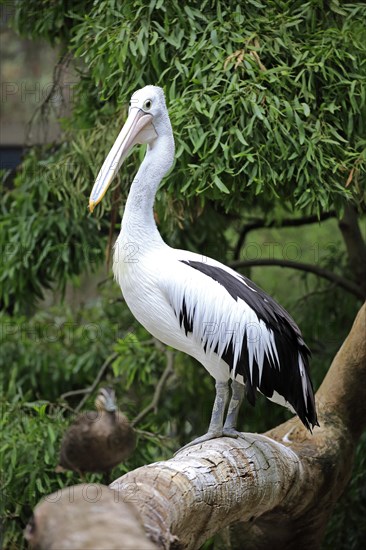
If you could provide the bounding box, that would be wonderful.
[1,1,365,548]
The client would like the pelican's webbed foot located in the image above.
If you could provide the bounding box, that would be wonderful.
[175,380,229,455]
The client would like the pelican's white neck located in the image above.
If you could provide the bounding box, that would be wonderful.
[121,131,174,248]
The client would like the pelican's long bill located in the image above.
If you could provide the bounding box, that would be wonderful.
[89,107,157,212]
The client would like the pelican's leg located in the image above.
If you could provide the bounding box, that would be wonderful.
[206,380,230,434]
[176,381,229,453]
[223,379,244,437]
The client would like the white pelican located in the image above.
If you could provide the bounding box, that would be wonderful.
[89,86,318,447]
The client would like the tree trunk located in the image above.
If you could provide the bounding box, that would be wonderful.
[110,303,366,549]
[338,203,366,297]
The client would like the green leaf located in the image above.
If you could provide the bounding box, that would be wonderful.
[301,102,310,117]
[213,175,230,193]
[252,102,264,120]
[234,128,249,146]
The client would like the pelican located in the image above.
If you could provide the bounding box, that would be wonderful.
[89,86,318,447]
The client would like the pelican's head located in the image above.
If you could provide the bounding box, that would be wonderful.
[130,85,171,134]
[89,85,170,212]
[95,387,117,413]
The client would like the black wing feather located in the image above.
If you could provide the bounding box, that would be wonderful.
[180,260,318,430]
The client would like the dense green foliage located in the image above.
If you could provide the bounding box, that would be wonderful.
[1,0,365,548]
[1,147,106,311]
[12,0,366,211]
[2,0,366,311]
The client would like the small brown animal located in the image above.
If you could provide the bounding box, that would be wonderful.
[57,388,136,476]
[24,483,157,549]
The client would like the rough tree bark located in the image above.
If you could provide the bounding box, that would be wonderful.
[25,484,158,550]
[111,302,366,550]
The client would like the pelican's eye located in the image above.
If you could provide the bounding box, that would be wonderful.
[143,99,152,111]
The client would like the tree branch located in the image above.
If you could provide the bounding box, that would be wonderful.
[60,352,118,412]
[26,52,72,144]
[112,435,306,549]
[229,258,365,299]
[75,352,119,412]
[25,484,157,550]
[131,349,175,427]
[338,203,366,295]
[315,300,366,440]
[234,211,336,260]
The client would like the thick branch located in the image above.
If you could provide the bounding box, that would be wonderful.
[111,435,306,549]
[229,258,365,299]
[26,484,157,550]
[316,300,366,439]
[110,303,366,550]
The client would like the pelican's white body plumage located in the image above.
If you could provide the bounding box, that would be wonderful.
[90,85,318,444]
